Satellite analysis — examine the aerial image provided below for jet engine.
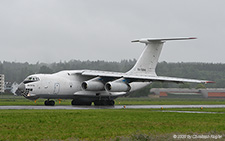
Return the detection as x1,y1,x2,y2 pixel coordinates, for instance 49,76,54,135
81,77,104,91
105,78,131,92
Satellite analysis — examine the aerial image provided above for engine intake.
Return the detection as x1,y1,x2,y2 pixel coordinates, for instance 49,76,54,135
105,81,131,92
81,77,104,91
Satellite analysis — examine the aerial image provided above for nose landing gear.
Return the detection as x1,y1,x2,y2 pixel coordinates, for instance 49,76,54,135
44,100,55,106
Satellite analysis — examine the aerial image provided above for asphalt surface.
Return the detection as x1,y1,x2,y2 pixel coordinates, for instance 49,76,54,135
0,105,225,109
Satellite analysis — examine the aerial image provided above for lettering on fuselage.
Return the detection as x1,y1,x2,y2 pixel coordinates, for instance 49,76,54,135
137,68,146,71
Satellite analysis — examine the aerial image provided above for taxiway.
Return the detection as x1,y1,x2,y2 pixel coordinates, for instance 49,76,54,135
0,105,225,109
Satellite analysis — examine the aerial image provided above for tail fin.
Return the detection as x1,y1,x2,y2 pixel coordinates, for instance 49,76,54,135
127,37,196,76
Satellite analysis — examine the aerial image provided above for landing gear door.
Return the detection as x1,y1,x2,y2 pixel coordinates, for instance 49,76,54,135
53,83,60,94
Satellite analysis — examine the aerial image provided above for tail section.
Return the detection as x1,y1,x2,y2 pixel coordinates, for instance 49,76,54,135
127,37,196,76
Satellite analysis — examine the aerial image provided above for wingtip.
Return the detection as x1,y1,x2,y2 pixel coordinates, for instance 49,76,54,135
189,37,197,39
206,81,215,84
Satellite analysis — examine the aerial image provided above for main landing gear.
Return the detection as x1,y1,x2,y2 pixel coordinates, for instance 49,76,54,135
44,100,55,106
94,100,115,106
71,99,115,106
71,99,92,106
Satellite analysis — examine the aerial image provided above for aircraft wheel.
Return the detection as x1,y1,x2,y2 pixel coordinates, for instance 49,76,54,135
94,100,114,106
81,101,91,106
44,100,48,106
108,100,115,106
105,100,114,106
44,100,55,106
102,100,108,106
94,101,101,106
72,100,92,106
71,99,77,105
49,100,55,106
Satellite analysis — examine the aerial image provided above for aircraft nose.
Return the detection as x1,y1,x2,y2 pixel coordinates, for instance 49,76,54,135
18,83,25,90
15,83,25,96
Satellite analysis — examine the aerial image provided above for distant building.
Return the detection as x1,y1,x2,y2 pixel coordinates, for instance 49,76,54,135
150,88,225,98
0,74,4,93
4,82,12,93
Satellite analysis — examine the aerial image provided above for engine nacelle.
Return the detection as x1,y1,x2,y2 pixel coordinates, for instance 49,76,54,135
81,77,104,91
105,81,131,92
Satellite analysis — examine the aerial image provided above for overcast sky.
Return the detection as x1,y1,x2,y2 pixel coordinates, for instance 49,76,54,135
0,0,225,64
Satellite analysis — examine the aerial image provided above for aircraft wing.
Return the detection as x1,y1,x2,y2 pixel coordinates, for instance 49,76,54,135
76,70,213,84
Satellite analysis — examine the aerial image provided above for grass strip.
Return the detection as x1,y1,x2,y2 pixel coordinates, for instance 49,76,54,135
0,109,225,140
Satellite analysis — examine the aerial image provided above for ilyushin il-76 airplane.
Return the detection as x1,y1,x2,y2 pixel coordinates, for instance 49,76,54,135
15,37,213,106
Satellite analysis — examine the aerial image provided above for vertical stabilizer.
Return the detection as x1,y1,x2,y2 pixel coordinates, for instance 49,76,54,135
127,37,196,76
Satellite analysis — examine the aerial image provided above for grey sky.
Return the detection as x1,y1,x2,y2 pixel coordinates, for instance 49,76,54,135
0,0,225,63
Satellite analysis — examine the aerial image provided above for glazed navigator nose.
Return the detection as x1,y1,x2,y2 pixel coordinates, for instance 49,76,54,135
15,83,25,96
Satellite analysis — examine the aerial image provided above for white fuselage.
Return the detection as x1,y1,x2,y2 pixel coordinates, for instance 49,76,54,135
21,70,150,100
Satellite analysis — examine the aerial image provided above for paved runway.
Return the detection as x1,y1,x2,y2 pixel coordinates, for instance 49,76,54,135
1,105,225,109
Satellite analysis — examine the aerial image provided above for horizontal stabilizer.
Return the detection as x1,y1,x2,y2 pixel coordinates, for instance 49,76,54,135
132,37,196,43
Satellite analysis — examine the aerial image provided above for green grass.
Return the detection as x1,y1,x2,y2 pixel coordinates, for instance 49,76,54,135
1,94,225,106
0,109,225,140
161,108,225,112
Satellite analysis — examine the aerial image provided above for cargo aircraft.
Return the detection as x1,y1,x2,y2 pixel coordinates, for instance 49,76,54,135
15,37,213,106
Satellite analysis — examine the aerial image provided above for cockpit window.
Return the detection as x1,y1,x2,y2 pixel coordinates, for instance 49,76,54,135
23,76,40,84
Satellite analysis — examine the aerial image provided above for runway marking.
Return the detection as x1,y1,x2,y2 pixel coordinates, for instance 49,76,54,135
0,105,225,110
158,110,224,114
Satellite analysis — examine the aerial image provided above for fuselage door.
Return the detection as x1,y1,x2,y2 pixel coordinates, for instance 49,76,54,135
53,83,60,94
